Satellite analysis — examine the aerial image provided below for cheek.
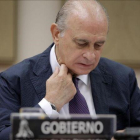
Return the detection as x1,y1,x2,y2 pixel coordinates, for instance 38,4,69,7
64,45,81,61
96,53,101,60
95,50,102,59
66,52,82,65
94,51,102,66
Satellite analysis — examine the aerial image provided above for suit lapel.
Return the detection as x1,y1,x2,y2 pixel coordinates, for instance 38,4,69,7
30,44,53,101
90,63,112,114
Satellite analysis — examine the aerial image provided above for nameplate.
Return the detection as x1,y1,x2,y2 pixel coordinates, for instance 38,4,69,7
11,114,116,140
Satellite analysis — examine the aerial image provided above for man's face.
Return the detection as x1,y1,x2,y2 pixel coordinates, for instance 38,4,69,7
55,14,108,75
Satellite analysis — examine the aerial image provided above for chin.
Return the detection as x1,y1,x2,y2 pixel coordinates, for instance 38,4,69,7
69,65,95,75
72,69,92,75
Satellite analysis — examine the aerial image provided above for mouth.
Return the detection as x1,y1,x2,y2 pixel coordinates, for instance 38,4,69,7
77,63,93,68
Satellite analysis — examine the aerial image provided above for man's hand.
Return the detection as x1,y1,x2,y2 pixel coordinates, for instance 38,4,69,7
45,64,76,112
111,130,125,140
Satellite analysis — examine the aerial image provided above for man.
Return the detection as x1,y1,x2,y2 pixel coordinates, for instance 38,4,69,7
0,0,140,139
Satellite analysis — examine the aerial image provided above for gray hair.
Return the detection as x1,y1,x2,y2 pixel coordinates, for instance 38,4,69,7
55,0,109,36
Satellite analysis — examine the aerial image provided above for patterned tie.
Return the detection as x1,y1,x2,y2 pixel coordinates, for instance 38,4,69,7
69,77,90,114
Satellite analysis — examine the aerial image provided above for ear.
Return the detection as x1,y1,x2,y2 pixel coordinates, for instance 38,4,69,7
50,23,60,46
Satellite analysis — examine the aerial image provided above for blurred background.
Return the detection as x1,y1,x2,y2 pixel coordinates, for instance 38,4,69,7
0,0,140,87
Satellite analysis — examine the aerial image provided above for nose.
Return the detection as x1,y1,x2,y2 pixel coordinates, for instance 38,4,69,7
83,51,95,61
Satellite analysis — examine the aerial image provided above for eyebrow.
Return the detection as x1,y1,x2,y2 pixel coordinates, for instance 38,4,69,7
73,38,106,45
73,38,90,43
95,41,106,44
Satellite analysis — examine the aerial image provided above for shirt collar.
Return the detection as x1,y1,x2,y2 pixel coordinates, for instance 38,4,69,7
50,44,89,85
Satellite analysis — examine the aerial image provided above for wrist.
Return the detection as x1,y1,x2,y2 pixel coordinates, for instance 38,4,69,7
50,102,58,112
44,97,59,112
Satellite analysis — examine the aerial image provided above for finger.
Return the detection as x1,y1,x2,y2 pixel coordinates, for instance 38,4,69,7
51,67,59,78
58,64,68,76
67,73,72,80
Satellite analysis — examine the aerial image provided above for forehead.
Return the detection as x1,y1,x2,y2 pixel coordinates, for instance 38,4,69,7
65,2,108,36
65,13,108,41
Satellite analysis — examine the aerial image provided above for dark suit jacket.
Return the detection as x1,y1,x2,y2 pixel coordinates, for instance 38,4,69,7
0,43,140,140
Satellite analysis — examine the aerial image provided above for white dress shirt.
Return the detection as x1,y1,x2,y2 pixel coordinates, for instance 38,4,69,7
39,44,96,118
